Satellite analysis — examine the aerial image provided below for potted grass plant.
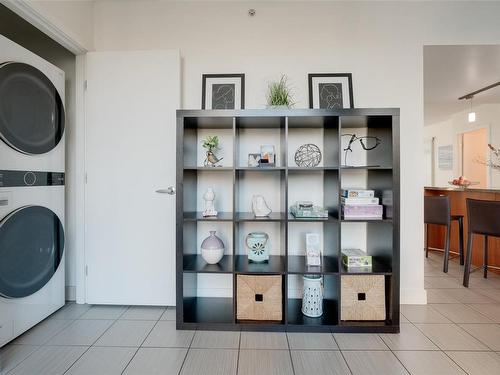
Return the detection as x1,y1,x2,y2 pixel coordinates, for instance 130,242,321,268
266,74,294,109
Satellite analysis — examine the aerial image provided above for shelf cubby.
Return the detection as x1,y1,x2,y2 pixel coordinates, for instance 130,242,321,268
287,274,339,327
177,109,399,332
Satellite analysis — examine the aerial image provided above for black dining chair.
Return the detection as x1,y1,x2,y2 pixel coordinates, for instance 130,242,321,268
463,198,500,287
424,195,464,273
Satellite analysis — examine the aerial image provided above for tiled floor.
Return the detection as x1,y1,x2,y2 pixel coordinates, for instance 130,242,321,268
2,252,500,374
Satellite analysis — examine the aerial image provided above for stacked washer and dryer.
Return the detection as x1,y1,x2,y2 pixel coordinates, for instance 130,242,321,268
0,35,66,347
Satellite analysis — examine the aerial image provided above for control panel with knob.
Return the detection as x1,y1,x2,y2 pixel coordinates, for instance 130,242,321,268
0,170,65,187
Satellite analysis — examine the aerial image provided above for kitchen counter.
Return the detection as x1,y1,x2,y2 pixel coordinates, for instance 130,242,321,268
425,187,500,275
425,186,500,194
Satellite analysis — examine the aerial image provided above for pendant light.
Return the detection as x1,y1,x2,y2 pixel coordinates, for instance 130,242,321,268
459,81,500,123
468,96,476,123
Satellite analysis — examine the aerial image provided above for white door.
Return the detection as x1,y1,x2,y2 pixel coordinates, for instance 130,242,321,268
85,50,179,305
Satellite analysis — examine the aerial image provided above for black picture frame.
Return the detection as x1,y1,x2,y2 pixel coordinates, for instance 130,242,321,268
308,73,354,109
202,74,245,110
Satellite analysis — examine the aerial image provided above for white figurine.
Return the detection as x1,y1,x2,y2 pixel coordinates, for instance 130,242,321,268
203,187,218,217
252,195,272,217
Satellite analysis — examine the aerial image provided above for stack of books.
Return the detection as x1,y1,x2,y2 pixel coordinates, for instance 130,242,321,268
341,189,383,220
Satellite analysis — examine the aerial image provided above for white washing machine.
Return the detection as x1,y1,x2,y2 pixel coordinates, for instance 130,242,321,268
0,35,65,172
0,170,65,347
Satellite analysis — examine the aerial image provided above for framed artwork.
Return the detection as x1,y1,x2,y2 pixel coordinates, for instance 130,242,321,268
308,73,354,109
202,74,245,109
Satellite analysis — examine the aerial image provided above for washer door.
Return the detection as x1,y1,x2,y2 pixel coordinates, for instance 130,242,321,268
0,206,64,298
0,62,65,155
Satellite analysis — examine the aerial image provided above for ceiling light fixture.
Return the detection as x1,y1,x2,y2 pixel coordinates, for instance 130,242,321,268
459,81,500,124
467,96,476,123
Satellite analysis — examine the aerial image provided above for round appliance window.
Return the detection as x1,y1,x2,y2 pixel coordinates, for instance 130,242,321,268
0,205,64,298
0,62,65,155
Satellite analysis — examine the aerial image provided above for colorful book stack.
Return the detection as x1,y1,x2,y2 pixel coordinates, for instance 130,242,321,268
341,189,383,220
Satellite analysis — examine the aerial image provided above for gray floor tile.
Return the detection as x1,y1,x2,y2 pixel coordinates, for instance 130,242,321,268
191,330,240,349
444,288,496,303
0,344,39,375
394,350,465,375
123,348,187,375
380,323,439,350
333,333,388,350
425,265,446,277
466,276,500,289
400,313,410,323
287,332,338,350
475,288,500,302
160,306,176,321
47,319,114,346
459,323,500,351
291,350,350,375
49,303,91,320
342,351,409,375
446,351,500,375
238,349,293,375
120,306,166,321
240,331,289,349
180,348,238,375
142,321,193,348
401,304,451,323
65,346,136,375
13,319,73,345
415,323,489,350
430,303,493,323
94,320,155,347
79,305,128,320
426,289,461,304
467,304,500,323
425,277,462,289
7,346,87,375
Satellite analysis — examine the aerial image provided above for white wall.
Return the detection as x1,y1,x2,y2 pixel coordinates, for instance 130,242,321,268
22,0,500,304
425,103,500,188
89,0,500,304
27,0,94,50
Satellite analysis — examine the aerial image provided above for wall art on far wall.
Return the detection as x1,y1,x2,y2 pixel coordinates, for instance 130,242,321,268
202,73,245,109
308,73,354,109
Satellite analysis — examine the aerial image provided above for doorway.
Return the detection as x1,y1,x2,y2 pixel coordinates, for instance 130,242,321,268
458,128,488,188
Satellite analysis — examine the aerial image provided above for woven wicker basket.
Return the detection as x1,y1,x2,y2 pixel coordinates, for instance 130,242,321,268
341,275,386,321
237,275,282,321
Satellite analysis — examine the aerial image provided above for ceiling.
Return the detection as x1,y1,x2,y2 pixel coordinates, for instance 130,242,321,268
424,45,500,125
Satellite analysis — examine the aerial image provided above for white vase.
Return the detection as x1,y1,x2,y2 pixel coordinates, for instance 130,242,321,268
201,231,224,264
251,195,272,217
302,275,323,317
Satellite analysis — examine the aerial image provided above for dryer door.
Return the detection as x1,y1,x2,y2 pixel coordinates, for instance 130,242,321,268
0,205,64,298
0,62,65,155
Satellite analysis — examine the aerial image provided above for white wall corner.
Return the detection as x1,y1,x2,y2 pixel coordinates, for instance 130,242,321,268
74,54,87,304
401,288,427,305
65,286,76,302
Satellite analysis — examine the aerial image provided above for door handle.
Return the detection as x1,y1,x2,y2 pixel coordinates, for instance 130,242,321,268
156,186,176,195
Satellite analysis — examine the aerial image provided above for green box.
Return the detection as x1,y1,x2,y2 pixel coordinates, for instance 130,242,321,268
342,249,372,268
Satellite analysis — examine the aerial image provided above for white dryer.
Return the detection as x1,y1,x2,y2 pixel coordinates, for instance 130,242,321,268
0,35,65,172
0,170,65,347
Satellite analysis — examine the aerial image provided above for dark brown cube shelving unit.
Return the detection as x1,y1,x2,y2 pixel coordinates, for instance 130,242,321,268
176,108,400,333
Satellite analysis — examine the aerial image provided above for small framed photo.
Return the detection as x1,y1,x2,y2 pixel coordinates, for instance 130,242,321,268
202,74,245,110
259,145,275,167
248,153,260,167
308,73,354,109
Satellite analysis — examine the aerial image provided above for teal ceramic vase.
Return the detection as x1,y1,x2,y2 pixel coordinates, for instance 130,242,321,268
246,232,269,263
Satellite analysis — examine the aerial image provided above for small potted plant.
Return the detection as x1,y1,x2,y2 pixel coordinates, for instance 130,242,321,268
202,135,223,167
266,74,294,109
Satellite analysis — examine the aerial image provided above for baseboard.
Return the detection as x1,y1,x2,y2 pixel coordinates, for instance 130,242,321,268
401,288,427,304
65,286,76,301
